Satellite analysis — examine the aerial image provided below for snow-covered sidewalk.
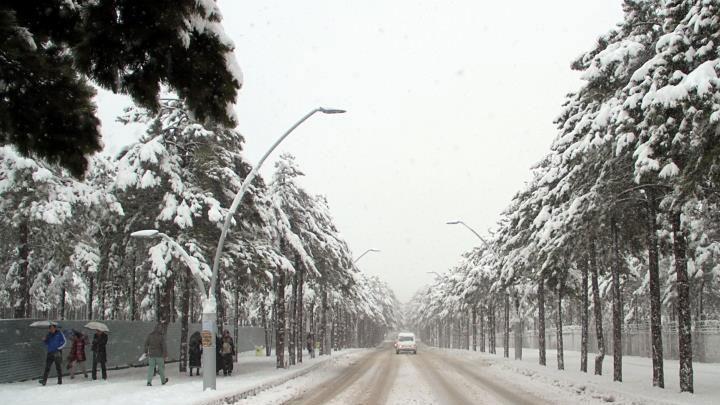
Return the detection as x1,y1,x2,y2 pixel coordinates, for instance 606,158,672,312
0,349,364,405
440,347,720,405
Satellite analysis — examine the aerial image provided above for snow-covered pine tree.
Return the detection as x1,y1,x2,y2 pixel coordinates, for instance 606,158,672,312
1,1,242,176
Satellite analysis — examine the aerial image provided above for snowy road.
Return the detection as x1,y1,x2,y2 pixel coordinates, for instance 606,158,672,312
256,343,550,404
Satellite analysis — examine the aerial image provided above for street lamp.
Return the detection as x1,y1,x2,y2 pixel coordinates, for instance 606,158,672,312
202,106,345,390
353,248,380,264
446,220,492,250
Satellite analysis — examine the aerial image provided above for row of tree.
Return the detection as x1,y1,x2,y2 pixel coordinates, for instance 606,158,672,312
0,98,399,370
408,0,720,394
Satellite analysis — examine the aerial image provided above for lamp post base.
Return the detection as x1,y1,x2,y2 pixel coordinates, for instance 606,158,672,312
202,312,217,390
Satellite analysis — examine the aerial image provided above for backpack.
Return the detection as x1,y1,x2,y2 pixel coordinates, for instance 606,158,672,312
222,342,232,354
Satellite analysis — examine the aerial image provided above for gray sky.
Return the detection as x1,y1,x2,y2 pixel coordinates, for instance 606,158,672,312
98,0,624,302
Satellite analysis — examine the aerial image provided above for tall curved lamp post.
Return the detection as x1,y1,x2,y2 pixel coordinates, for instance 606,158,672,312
133,107,346,391
446,220,492,249
200,107,345,390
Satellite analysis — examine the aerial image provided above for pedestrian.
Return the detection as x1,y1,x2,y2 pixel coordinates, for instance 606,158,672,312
39,324,67,386
306,333,314,357
188,331,202,377
91,329,108,380
215,335,223,375
67,330,88,379
220,330,235,376
144,325,168,386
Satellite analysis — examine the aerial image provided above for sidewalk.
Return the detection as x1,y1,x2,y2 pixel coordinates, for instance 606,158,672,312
0,349,364,405
440,346,720,405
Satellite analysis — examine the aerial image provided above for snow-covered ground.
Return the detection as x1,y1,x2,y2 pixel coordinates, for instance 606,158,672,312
0,349,363,405
233,344,720,405
443,346,720,405
5,345,717,404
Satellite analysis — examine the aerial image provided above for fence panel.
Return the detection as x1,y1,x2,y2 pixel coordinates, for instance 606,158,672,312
516,321,720,363
0,319,265,383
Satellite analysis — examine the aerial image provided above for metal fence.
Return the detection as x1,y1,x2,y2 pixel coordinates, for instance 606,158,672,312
0,319,265,384
518,321,720,363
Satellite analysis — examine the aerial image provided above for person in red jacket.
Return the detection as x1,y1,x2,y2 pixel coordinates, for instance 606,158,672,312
67,330,88,379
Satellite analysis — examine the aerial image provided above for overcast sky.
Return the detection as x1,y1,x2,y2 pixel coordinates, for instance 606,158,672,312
98,0,625,302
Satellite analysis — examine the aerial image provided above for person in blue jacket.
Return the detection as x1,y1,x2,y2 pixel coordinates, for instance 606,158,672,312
39,324,67,385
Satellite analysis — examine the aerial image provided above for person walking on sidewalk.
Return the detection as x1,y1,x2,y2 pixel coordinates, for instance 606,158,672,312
67,330,88,379
39,324,67,386
144,325,168,386
220,330,235,376
91,329,108,380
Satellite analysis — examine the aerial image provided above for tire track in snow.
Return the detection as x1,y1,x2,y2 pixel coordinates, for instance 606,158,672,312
409,349,477,404
359,347,399,404
425,347,551,405
283,346,385,405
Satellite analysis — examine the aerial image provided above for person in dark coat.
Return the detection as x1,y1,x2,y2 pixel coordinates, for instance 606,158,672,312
188,331,202,376
215,335,223,375
219,330,235,376
67,330,88,379
40,324,67,386
91,330,108,380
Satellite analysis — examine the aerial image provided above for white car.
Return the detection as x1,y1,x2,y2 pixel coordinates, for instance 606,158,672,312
395,332,417,354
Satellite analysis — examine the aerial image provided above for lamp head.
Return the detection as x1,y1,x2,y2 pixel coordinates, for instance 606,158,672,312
446,220,461,225
130,230,160,239
319,107,346,114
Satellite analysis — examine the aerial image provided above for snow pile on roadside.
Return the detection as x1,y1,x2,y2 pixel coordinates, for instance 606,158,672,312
440,347,719,405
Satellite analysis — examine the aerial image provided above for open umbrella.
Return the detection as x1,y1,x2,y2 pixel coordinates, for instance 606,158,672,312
84,321,110,332
29,320,59,328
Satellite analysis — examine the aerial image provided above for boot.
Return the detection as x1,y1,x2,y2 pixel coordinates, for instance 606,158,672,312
162,378,169,385
39,380,46,386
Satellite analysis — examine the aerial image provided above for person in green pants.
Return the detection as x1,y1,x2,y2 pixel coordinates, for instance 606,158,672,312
144,325,169,386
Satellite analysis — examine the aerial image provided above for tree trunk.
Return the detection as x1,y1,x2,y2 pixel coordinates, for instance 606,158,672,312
589,239,605,375
538,275,546,366
581,257,589,373
489,303,496,354
645,191,664,388
275,269,286,368
503,293,510,358
297,266,304,363
514,296,522,360
288,270,297,366
479,305,485,352
215,273,225,333
60,287,66,320
88,275,94,320
158,273,175,335
129,261,137,321
261,300,271,356
672,210,693,393
556,279,564,371
320,288,329,355
179,268,190,373
234,278,240,362
14,220,30,318
472,305,477,351
309,302,316,357
612,218,623,382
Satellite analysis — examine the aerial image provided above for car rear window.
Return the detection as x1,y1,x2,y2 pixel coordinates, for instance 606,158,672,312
399,336,414,342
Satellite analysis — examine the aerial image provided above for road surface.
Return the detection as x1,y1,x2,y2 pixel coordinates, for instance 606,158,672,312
283,343,550,405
